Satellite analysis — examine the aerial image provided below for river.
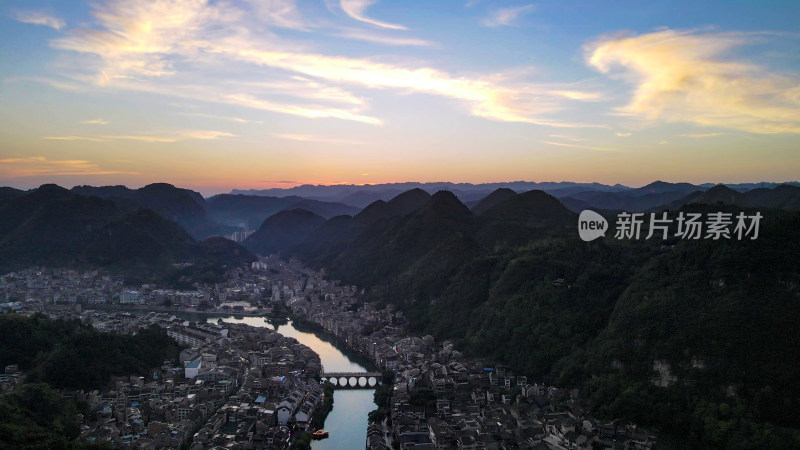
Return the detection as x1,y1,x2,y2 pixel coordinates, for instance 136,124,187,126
205,316,375,450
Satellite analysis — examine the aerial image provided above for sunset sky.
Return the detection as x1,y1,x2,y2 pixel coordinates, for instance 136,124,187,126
1,0,798,195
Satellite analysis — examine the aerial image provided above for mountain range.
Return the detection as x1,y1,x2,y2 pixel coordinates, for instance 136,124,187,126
33,183,358,240
0,185,255,278
238,182,800,448
231,180,800,209
240,182,800,264
206,193,357,231
3,179,800,446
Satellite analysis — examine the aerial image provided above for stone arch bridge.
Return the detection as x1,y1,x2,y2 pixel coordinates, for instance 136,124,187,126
320,372,382,389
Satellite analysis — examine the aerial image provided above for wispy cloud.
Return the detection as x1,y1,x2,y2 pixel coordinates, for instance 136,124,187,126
13,10,65,30
237,77,366,107
258,180,299,184
81,118,109,125
184,113,262,124
335,29,434,47
42,136,108,142
3,76,86,93
540,140,618,152
44,130,234,143
274,133,365,144
548,134,587,142
225,93,382,125
482,5,535,28
110,130,235,142
247,0,309,30
210,44,600,126
616,132,631,137
679,132,723,138
586,29,800,134
0,156,136,177
48,0,600,128
339,0,406,30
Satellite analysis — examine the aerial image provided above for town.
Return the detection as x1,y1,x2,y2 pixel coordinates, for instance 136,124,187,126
0,259,657,449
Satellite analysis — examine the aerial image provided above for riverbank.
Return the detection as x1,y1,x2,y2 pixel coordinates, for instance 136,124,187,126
209,315,376,449
289,314,380,373
285,314,395,448
91,303,271,317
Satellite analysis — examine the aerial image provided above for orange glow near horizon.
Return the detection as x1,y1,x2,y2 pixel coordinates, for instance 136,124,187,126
1,1,799,195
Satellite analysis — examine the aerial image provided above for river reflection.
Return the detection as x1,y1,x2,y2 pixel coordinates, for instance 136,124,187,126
205,316,375,450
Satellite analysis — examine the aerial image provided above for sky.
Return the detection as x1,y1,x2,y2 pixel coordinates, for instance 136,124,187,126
0,0,798,195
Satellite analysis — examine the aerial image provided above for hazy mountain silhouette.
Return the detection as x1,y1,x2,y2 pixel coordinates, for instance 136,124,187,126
322,191,477,288
0,187,25,201
206,194,357,230
274,186,800,448
476,190,576,248
243,209,326,255
231,181,633,205
355,188,431,225
741,184,800,210
71,183,230,239
0,185,254,273
471,188,517,215
665,183,800,211
560,181,705,212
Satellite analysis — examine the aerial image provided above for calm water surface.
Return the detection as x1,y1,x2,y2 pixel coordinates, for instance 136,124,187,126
206,316,374,450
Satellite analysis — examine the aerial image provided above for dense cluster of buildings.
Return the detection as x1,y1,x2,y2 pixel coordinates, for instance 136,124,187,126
0,268,123,307
2,256,657,449
6,306,327,449
0,266,275,313
277,261,658,450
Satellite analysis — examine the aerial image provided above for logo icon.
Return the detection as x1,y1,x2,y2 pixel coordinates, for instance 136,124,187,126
578,210,608,242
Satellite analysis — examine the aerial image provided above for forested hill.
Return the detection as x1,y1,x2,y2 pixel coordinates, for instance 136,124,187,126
0,184,256,278
0,314,181,448
285,187,800,448
0,314,181,390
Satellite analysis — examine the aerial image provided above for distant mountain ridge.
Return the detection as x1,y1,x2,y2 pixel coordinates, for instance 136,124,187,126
471,187,517,215
231,180,800,209
664,183,800,211
243,209,326,255
231,181,631,207
557,180,800,212
206,194,358,230
66,183,358,239
72,183,227,239
3,180,800,447
354,188,431,225
225,182,800,263
253,184,800,448
0,185,255,275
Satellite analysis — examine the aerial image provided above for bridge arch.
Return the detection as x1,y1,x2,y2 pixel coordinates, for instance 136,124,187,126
321,371,383,389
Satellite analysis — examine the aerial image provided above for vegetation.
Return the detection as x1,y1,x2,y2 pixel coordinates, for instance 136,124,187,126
369,371,396,425
0,315,180,447
409,387,436,408
0,314,181,390
0,383,109,449
291,432,312,450
0,185,255,278
243,209,326,255
72,182,234,239
289,187,800,448
311,382,335,429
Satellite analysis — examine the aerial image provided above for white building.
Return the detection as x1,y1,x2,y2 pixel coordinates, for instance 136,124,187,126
185,361,202,379
120,291,143,304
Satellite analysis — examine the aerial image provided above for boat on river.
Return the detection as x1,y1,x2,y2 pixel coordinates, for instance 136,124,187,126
311,430,329,439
